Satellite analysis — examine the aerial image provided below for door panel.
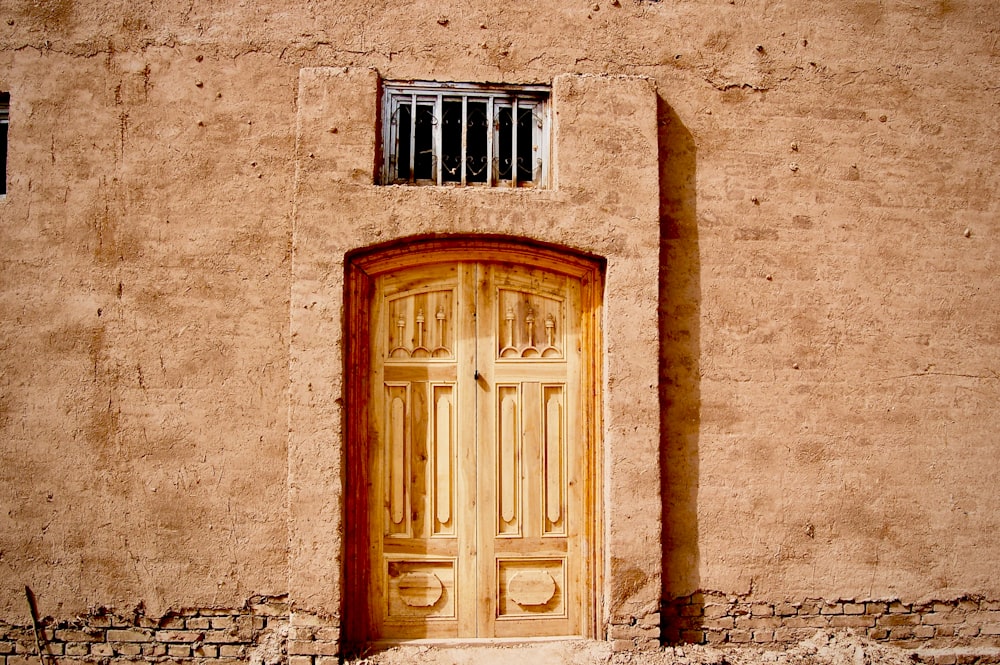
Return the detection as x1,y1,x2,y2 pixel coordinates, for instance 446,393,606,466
369,259,590,640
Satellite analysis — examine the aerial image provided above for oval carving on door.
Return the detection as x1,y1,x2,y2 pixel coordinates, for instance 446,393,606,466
508,571,556,606
398,572,444,608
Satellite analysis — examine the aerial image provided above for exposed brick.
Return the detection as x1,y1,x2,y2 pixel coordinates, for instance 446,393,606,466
729,630,752,643
288,640,338,656
106,629,152,642
912,625,935,639
821,603,845,615
639,612,660,628
90,643,114,657
158,617,186,630
775,603,799,616
751,604,774,617
878,614,920,627
167,645,190,657
117,643,142,656
219,645,245,657
289,656,314,665
54,630,101,642
866,602,889,615
829,615,876,628
736,616,781,629
203,630,243,644
703,604,730,620
923,612,965,625
868,628,890,640
889,627,915,640
313,627,340,641
64,643,89,656
156,630,204,643
611,639,633,652
317,657,342,665
799,601,822,615
889,601,911,614
843,603,866,615
193,645,218,658
186,618,211,630
783,616,830,629
703,618,734,630
635,638,659,651
211,617,234,630
289,626,316,641
932,655,957,665
142,643,167,656
609,625,643,640
935,626,957,637
6,656,35,665
981,624,1000,636
753,629,774,643
0,643,13,655
705,631,727,645
774,627,814,643
680,605,703,617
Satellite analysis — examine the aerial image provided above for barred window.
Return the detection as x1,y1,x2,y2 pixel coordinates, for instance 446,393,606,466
380,81,549,188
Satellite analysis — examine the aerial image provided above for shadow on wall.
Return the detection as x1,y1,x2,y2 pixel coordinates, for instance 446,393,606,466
657,95,703,644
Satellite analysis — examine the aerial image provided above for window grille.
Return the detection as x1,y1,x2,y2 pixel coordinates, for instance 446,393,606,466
380,81,549,188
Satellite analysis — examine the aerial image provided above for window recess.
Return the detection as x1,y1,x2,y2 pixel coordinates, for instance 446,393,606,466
380,81,550,188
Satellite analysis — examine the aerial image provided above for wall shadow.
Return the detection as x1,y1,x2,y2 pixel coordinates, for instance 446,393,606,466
656,96,703,644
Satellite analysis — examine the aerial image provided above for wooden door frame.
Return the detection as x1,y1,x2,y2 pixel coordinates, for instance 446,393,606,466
342,235,605,646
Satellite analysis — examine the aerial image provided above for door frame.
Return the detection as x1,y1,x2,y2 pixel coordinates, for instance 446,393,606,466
342,235,605,646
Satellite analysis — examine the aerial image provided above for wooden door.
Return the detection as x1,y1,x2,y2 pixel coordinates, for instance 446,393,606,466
362,253,597,641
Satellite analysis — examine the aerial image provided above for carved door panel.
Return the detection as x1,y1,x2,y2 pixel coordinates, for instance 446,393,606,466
368,260,589,640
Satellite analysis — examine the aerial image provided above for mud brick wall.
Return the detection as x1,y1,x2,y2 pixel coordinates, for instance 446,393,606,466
0,598,295,665
1,0,999,655
664,594,1000,650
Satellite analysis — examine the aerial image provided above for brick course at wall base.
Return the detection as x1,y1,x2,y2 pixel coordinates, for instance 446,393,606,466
663,593,1000,651
0,596,345,665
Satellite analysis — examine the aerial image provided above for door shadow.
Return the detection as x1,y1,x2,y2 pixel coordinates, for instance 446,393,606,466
656,95,703,644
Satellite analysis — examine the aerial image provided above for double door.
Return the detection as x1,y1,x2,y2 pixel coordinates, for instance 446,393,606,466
367,259,593,639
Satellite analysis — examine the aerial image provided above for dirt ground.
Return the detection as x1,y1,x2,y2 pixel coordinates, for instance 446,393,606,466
346,631,921,665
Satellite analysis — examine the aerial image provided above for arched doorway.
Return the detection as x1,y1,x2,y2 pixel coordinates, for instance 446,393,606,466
343,236,604,644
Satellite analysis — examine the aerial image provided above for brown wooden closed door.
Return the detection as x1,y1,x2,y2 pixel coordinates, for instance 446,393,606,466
368,258,593,640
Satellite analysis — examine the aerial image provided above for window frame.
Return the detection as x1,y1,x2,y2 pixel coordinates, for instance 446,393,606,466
379,81,550,189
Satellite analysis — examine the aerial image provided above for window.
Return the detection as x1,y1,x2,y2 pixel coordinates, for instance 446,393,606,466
380,81,549,188
0,92,7,196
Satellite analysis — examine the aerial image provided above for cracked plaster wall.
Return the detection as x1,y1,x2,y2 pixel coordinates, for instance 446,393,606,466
0,0,998,626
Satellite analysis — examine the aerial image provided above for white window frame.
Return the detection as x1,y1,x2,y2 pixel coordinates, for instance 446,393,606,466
380,81,550,188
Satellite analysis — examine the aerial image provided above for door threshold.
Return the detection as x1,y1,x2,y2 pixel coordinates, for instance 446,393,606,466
372,636,589,649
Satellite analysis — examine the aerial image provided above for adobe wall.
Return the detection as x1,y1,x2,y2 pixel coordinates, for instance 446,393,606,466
0,0,998,657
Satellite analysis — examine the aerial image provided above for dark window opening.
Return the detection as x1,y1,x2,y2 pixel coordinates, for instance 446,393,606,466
381,82,549,188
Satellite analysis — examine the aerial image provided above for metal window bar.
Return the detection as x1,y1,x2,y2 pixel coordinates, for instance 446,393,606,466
382,82,549,188
511,97,518,188
408,93,416,183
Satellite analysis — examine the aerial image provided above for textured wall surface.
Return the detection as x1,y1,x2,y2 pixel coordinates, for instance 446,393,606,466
0,0,998,650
